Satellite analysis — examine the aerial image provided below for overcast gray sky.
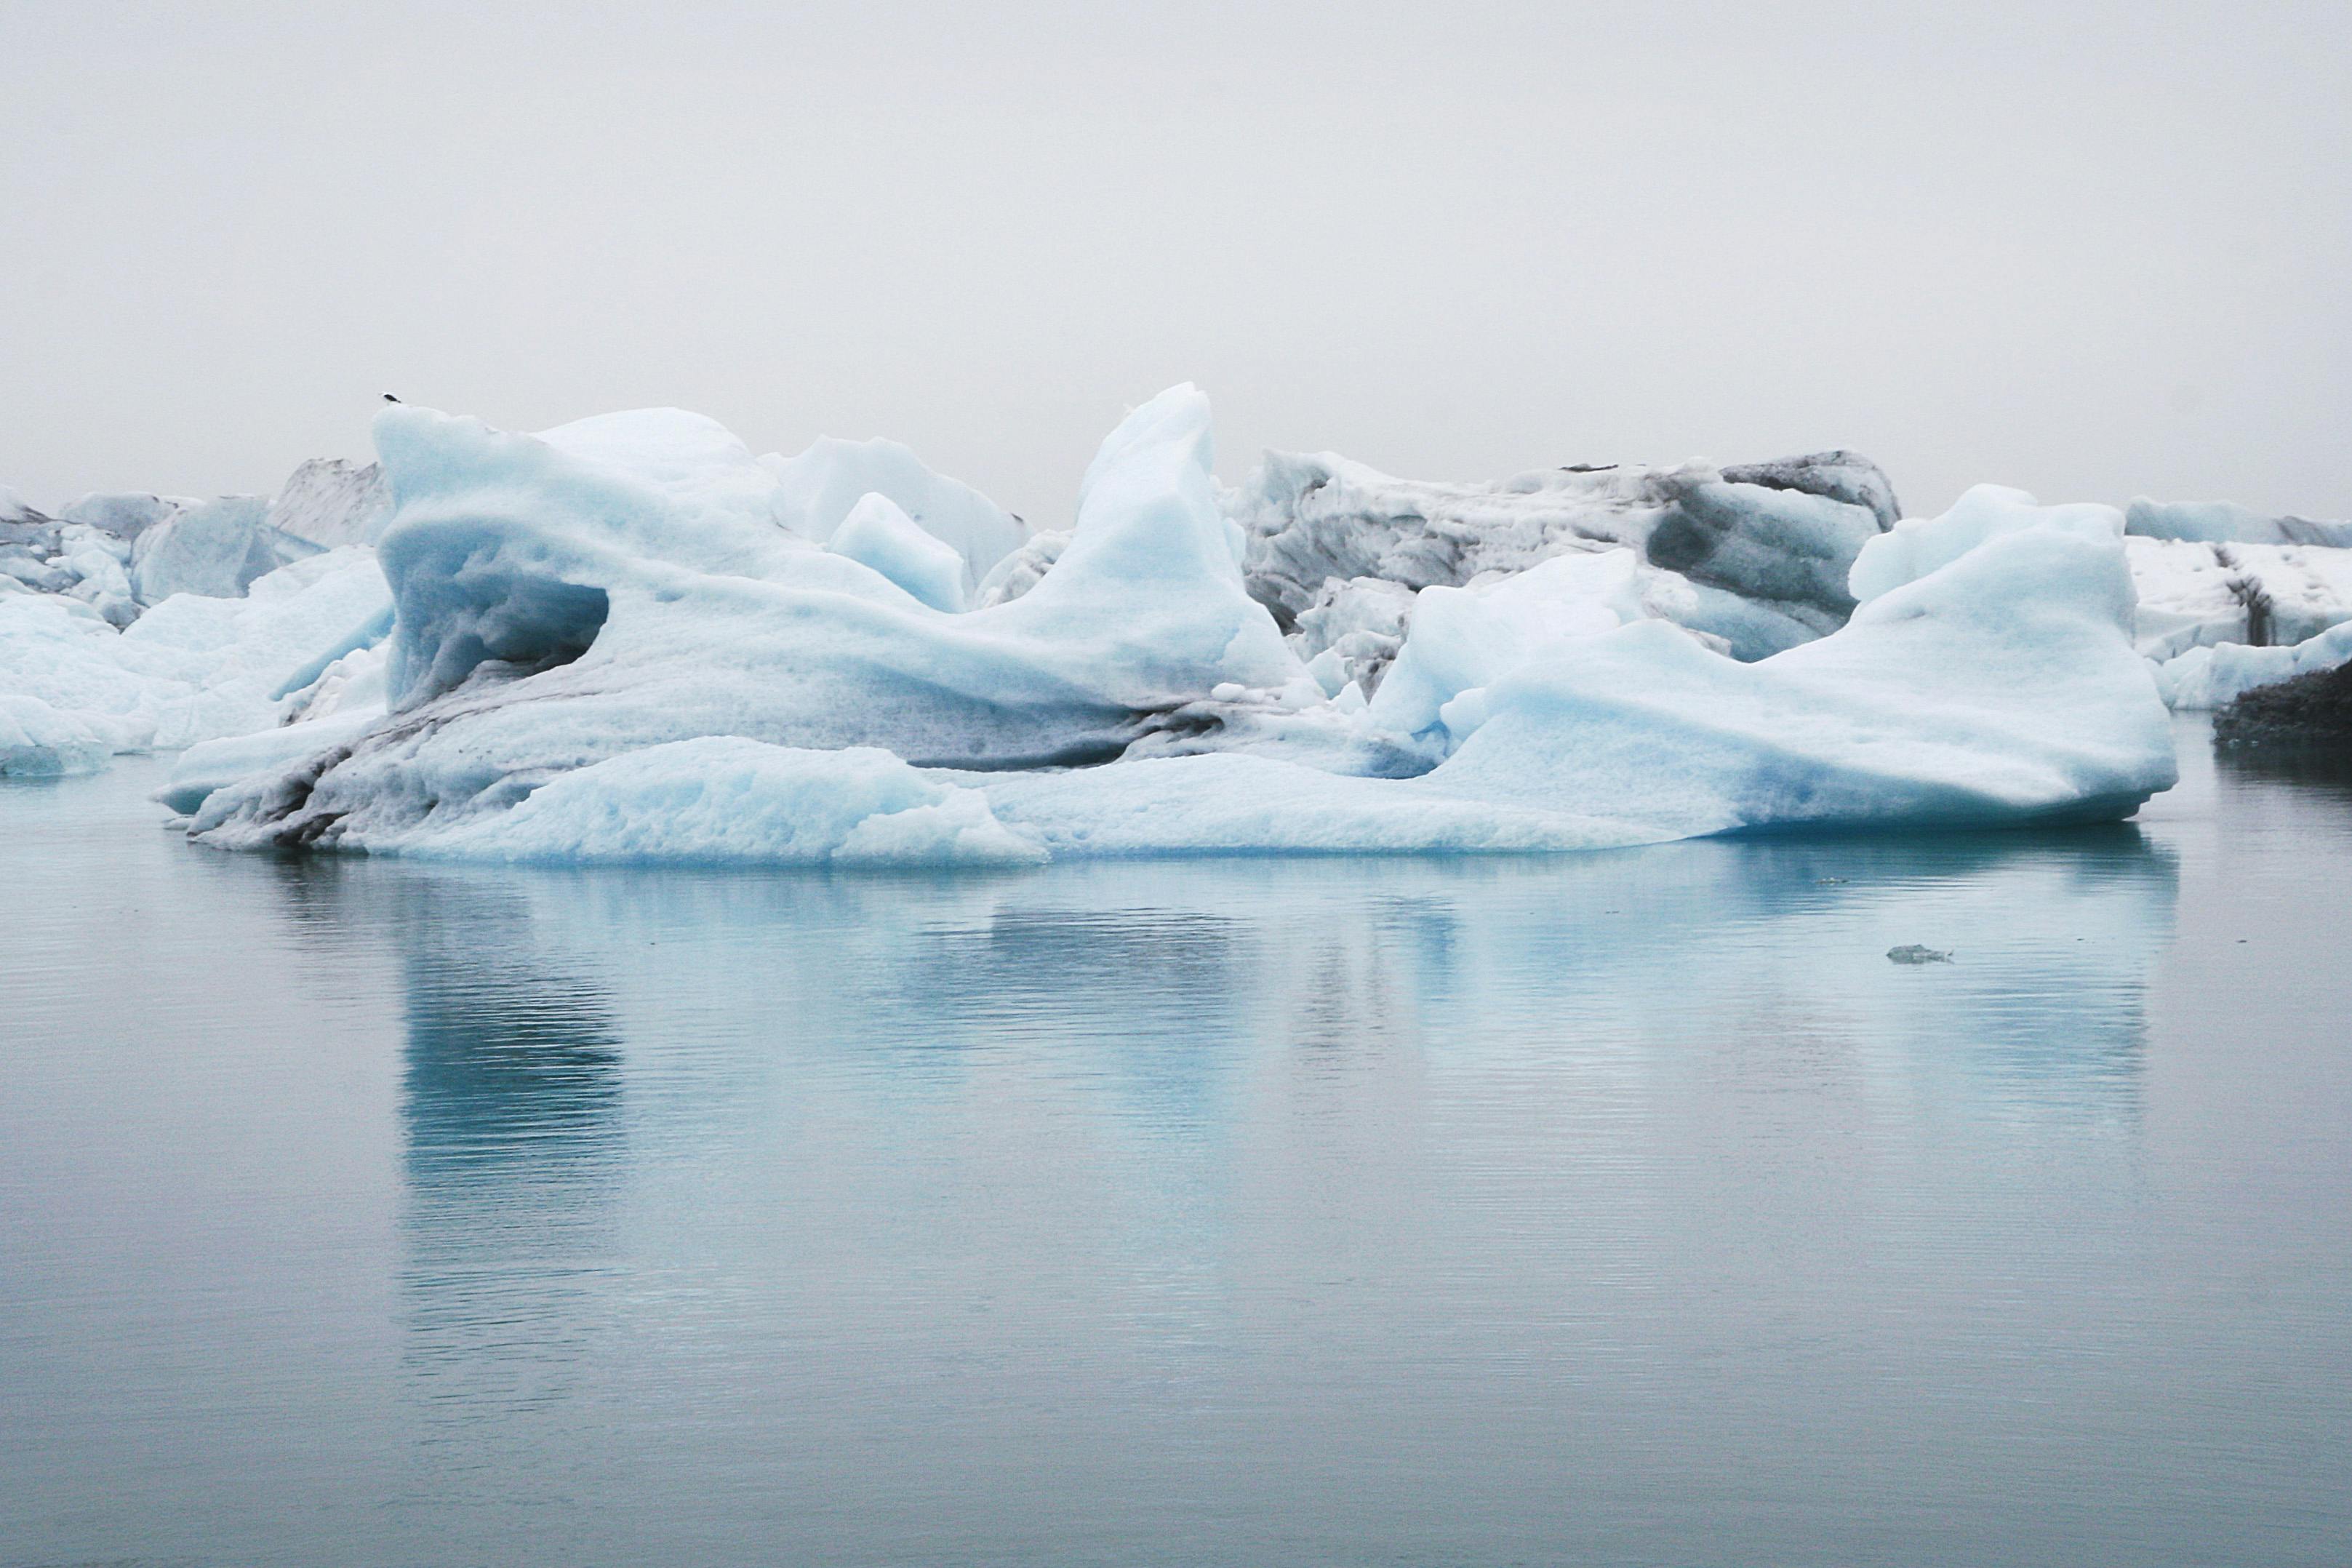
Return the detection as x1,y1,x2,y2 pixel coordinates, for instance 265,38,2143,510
4,0,2347,524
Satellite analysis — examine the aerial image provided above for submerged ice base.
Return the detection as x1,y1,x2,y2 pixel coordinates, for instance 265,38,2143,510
165,387,2177,865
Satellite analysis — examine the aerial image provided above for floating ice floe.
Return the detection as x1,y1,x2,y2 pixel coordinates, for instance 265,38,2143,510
0,548,392,766
0,692,113,777
170,389,2175,863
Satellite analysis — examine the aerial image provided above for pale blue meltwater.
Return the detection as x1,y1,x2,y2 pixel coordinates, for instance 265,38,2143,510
2,718,2348,1566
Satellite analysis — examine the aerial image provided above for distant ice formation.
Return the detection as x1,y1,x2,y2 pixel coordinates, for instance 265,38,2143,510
2127,497,2352,550
2156,622,2352,711
267,458,393,551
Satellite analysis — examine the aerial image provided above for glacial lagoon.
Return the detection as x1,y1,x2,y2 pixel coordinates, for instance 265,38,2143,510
3,717,2348,1566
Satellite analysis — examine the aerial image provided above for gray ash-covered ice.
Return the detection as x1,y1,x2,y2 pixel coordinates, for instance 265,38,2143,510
2214,657,2352,752
2166,621,2352,715
1718,451,1903,531
2119,495,2352,709
268,458,393,550
2129,537,2352,661
1230,447,1897,672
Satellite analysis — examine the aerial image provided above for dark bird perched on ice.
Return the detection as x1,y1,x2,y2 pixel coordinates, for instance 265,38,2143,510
382,393,401,404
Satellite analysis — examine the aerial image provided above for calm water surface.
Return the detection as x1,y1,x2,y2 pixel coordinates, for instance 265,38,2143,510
3,718,2349,1567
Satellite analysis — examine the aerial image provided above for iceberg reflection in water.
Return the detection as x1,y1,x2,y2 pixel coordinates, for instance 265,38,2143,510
4,732,2350,1566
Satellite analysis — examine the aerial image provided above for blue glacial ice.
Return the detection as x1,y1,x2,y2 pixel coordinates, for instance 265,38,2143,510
162,386,2177,865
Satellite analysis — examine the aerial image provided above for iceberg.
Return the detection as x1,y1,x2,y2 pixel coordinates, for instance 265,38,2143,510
61,492,182,541
185,387,1305,851
0,547,393,761
267,457,393,550
2,505,142,628
130,495,321,605
825,492,970,613
2127,497,2352,550
175,391,2173,863
2154,621,2352,711
2214,657,2352,750
2126,535,2352,660
1231,447,1897,665
1409,490,2175,839
763,433,1028,581
1,692,112,777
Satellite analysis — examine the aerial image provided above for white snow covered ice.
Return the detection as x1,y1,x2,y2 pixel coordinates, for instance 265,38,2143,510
0,547,393,770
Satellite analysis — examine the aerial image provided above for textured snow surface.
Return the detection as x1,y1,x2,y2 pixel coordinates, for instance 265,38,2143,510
0,548,393,771
175,401,2172,861
2125,536,2352,660
394,738,1045,866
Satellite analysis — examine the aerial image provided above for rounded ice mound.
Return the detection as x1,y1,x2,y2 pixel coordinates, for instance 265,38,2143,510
1436,491,2172,835
415,738,1045,866
1365,548,1655,743
1,693,112,777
